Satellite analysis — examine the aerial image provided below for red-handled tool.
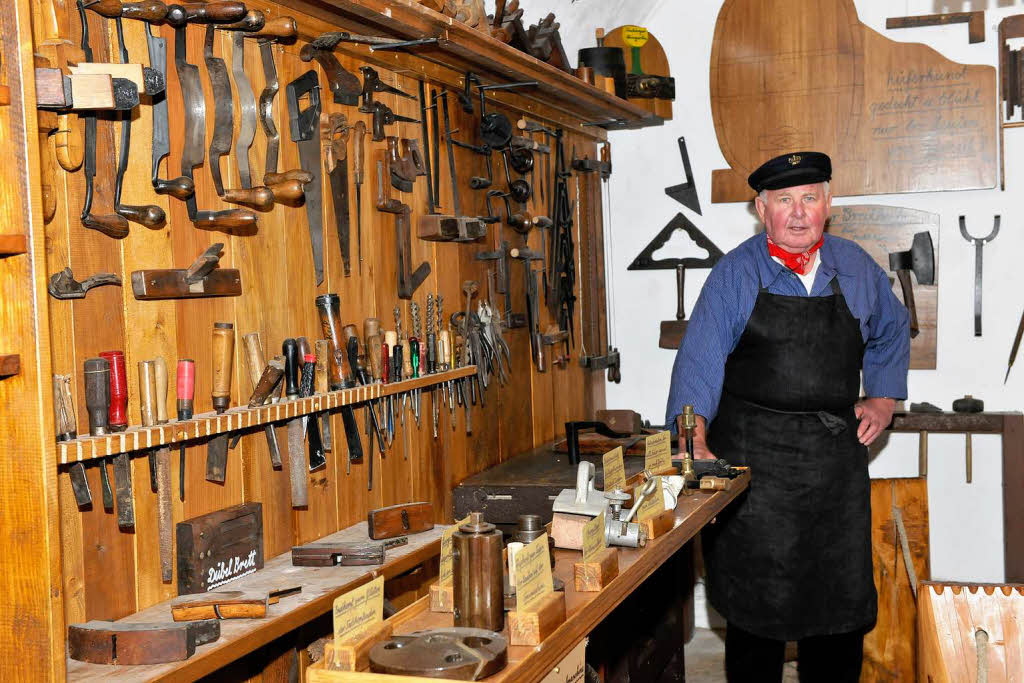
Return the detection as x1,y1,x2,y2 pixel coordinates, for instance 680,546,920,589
176,358,195,501
99,350,128,431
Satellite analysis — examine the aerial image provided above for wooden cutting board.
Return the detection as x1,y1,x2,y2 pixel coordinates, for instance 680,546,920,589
826,204,939,369
603,25,673,120
710,0,997,202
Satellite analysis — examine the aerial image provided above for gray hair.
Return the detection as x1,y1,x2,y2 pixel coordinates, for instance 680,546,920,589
758,181,830,202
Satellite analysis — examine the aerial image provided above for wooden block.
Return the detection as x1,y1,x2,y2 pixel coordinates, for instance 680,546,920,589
130,268,242,299
66,74,115,109
574,547,619,591
0,234,27,255
551,511,589,550
0,354,20,377
640,507,675,540
367,502,434,540
176,503,263,594
326,619,394,671
429,582,453,612
70,62,146,91
34,67,67,108
508,591,566,646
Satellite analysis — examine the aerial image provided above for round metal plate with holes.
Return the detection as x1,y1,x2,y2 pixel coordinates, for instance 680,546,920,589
509,179,532,203
369,628,508,680
480,112,513,149
509,147,534,174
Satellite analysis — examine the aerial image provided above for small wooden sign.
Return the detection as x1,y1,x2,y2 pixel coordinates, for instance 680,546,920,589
515,533,554,613
582,511,606,563
438,516,470,586
176,503,263,595
333,576,384,649
644,431,672,473
637,478,666,522
602,446,626,491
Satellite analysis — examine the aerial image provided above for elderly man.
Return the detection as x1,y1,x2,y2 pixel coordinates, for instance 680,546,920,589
666,152,910,682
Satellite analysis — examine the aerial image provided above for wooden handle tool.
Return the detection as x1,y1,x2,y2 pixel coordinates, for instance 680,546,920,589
211,322,234,414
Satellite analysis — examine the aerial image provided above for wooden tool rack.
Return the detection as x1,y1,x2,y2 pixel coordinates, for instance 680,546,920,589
1,0,661,678
307,473,750,683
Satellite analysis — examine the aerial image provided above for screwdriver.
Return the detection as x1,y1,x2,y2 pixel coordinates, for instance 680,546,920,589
176,359,195,501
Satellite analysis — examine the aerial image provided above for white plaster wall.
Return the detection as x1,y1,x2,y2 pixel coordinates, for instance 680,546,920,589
481,0,1022,586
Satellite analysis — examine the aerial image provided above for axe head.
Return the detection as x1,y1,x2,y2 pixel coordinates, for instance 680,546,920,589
888,231,934,285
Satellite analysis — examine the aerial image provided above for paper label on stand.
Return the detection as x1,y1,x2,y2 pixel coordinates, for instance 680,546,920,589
622,26,649,47
515,532,554,613
582,510,606,563
645,431,672,473
333,576,383,648
602,446,625,491
637,477,665,522
438,516,471,586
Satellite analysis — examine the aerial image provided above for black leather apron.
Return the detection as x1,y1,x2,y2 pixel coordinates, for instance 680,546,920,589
704,276,876,641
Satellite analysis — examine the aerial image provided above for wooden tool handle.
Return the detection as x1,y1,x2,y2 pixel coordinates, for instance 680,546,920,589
895,269,919,338
53,374,77,441
242,332,266,390
85,0,168,20
193,209,257,230
353,121,366,183
314,340,330,394
117,204,166,229
84,359,111,436
38,117,57,224
367,502,434,539
99,350,128,429
223,186,274,210
153,175,195,199
211,322,234,413
55,113,85,171
247,359,284,407
248,16,296,39
176,358,195,419
153,357,168,423
401,338,412,378
218,9,263,31
166,1,246,26
296,337,313,362
919,430,928,477
138,360,158,427
263,169,312,186
82,213,130,239
267,179,304,201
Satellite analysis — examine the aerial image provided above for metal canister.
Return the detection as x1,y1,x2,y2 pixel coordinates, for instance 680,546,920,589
453,512,504,632
515,514,555,567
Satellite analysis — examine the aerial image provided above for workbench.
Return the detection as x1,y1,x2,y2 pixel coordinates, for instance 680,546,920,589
308,472,749,682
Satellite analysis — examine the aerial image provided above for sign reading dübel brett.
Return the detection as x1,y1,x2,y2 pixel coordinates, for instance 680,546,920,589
515,532,554,613
333,576,384,649
439,516,471,586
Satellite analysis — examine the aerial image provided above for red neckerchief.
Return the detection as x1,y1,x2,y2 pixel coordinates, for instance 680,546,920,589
767,235,823,275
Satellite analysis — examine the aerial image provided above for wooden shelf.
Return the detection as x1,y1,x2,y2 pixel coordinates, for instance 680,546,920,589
0,234,27,255
57,366,476,465
65,521,444,682
275,0,661,129
308,472,750,683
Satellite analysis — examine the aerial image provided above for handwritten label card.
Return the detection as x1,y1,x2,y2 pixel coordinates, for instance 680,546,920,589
438,516,471,586
333,576,383,649
582,510,606,563
645,431,672,473
515,533,554,613
636,477,665,522
602,446,625,492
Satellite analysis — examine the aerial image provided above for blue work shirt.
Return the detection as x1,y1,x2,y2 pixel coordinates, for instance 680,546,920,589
665,232,910,427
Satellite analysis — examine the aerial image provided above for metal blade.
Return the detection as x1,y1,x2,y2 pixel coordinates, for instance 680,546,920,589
287,419,308,507
233,32,257,188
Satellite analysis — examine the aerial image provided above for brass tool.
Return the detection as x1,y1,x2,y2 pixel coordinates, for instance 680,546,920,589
677,405,697,495
953,395,984,483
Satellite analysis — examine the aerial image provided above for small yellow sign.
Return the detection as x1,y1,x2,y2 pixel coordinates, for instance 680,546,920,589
645,431,672,473
515,532,554,613
438,516,471,586
602,446,626,492
637,477,666,522
622,25,649,48
333,575,384,649
582,510,606,563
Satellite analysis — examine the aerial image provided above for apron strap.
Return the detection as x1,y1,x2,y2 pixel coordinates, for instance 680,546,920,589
828,276,841,296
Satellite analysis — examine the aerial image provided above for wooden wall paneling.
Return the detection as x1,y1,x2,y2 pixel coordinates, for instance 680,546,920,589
0,0,66,675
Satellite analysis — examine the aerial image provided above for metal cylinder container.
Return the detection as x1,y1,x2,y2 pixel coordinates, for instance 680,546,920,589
453,512,504,632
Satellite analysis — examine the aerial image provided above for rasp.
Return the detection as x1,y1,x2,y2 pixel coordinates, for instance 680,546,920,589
167,3,256,230
145,17,193,199
76,1,130,239
111,16,165,229
323,113,351,276
287,70,325,285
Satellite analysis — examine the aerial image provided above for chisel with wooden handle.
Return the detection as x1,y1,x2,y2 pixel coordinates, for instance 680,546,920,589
242,332,282,468
176,359,194,501
153,357,173,581
283,338,307,507
55,374,93,507
206,323,234,483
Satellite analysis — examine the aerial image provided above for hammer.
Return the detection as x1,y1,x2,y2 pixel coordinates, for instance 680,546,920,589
888,232,934,338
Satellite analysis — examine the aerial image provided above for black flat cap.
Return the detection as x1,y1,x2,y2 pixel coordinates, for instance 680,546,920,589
747,151,831,192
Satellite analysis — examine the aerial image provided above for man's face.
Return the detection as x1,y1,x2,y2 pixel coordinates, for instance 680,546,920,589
754,182,832,254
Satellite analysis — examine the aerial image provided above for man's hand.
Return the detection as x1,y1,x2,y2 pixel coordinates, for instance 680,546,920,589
854,397,895,446
671,414,717,460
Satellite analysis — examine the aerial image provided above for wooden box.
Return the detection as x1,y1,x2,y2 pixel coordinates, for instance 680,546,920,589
176,503,263,595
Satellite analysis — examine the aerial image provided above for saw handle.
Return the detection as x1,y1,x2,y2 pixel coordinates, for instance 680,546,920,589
211,322,234,413
895,269,920,338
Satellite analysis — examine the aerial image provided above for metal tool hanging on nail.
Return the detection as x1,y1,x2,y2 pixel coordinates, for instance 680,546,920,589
286,70,325,285
959,215,999,337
